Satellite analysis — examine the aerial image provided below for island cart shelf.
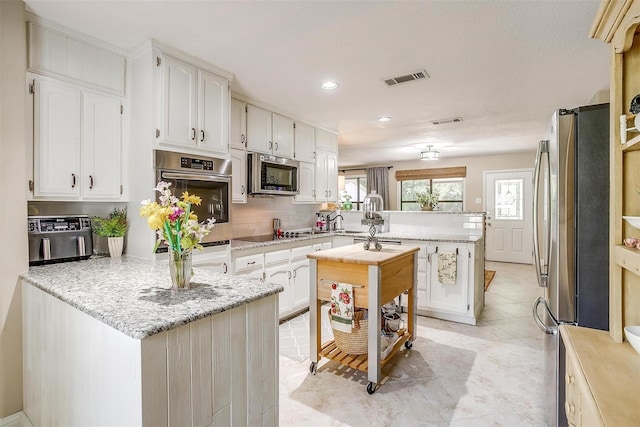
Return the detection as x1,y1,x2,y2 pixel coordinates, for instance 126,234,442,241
307,243,419,394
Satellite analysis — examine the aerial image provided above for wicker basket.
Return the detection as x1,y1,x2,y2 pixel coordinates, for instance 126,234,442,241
330,308,368,355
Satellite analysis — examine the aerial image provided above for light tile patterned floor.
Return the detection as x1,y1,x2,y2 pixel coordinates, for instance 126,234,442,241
279,261,547,426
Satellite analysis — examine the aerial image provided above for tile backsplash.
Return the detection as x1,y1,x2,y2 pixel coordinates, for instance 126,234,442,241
231,198,322,237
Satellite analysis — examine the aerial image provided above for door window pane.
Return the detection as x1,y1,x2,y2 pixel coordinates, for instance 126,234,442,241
495,178,523,220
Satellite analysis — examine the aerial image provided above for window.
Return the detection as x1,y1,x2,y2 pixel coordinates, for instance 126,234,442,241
400,178,464,211
343,176,367,210
494,178,523,220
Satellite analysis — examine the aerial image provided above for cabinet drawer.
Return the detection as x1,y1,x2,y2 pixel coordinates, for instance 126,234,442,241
234,254,264,273
265,249,290,266
565,344,604,427
291,245,313,261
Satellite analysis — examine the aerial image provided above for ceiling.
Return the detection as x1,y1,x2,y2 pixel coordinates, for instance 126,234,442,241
24,1,610,167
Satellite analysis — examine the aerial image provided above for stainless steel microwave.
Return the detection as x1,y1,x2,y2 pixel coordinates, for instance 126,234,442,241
247,152,300,196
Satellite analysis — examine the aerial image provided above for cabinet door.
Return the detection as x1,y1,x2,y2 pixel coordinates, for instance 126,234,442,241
271,113,294,158
33,78,81,198
326,151,338,202
246,104,272,154
197,69,228,155
314,150,328,202
82,92,122,199
265,263,292,318
294,161,315,203
159,55,197,147
192,253,229,274
294,121,315,163
230,148,247,203
291,259,310,312
230,98,246,149
426,244,469,314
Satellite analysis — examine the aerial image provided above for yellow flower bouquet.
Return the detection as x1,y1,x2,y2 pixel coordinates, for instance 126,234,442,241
139,181,215,289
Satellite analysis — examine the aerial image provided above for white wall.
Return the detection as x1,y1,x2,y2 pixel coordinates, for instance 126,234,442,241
386,151,536,211
0,0,28,417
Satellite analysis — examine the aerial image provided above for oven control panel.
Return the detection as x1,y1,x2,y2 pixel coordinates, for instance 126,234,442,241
28,216,92,233
181,156,214,171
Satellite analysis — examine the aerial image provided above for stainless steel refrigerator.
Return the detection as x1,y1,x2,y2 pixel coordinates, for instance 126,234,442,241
532,104,609,427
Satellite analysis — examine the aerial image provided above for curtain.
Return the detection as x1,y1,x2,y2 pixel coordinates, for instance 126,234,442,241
366,167,389,210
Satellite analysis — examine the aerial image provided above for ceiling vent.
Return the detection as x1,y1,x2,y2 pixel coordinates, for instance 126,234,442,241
431,117,463,125
384,69,429,86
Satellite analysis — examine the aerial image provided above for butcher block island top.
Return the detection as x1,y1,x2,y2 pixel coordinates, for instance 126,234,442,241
307,243,420,265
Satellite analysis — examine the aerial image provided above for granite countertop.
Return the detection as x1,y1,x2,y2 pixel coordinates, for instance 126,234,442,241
20,256,282,340
231,231,482,251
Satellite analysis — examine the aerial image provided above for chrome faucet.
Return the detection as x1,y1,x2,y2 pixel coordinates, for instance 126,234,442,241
326,212,344,231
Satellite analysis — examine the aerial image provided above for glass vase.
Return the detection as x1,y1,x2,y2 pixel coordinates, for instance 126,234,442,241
168,249,192,290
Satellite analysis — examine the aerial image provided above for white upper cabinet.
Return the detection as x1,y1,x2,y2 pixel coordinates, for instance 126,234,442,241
82,92,123,199
33,78,82,198
294,161,315,203
27,21,125,95
32,76,123,201
314,128,339,203
158,54,229,156
230,147,247,203
198,69,229,155
246,104,294,158
294,121,315,163
230,98,247,150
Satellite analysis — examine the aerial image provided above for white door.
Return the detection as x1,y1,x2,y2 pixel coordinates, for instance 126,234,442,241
230,148,247,203
197,69,228,155
294,161,315,203
33,78,81,198
294,121,315,163
484,169,534,263
82,92,122,199
271,113,294,158
426,244,469,314
246,104,272,154
160,55,197,147
229,98,246,149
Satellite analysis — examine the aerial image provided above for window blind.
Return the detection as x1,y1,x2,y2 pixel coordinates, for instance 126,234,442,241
394,166,467,181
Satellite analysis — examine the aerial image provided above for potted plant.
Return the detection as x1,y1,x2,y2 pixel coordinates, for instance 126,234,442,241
92,207,128,258
340,191,353,211
415,191,439,211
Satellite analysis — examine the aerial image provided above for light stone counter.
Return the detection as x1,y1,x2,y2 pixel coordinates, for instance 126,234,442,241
20,255,282,339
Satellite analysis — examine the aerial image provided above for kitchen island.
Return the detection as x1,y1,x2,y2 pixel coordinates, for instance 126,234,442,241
20,256,282,427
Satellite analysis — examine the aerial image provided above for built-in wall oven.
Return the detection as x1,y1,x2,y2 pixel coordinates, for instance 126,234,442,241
154,150,232,250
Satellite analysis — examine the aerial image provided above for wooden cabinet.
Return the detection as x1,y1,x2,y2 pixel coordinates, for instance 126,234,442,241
31,76,123,200
158,55,229,156
591,0,640,342
230,98,247,149
230,147,247,203
246,104,294,158
294,121,315,163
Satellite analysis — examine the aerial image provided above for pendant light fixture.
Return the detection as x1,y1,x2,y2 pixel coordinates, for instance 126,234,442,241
420,145,439,160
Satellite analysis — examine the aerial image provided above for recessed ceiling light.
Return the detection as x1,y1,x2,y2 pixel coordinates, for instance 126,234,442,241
378,116,391,122
321,81,338,90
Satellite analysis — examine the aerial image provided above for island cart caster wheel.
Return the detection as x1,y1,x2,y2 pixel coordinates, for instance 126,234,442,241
363,242,370,251
366,382,377,395
375,242,382,251
309,362,317,375
405,340,413,350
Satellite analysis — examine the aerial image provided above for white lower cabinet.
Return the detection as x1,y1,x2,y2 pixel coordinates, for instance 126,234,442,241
402,239,484,325
232,238,332,320
192,246,230,274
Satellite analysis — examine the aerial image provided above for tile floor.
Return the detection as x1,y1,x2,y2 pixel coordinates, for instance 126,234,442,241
279,261,547,426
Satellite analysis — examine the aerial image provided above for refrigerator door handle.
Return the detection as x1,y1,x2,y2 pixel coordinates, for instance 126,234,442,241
533,139,551,288
533,297,558,335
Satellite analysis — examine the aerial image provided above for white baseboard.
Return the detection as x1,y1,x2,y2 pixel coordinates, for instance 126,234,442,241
0,412,31,427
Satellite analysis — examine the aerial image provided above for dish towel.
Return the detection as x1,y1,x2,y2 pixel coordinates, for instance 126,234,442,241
330,282,354,333
438,252,457,285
